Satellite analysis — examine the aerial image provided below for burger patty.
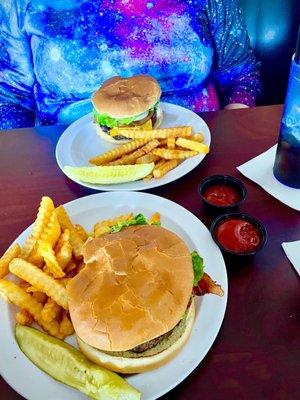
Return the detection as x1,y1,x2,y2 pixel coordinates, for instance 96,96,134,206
131,323,176,353
151,108,157,126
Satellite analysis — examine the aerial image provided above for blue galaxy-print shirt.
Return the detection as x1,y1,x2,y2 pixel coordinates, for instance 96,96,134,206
0,0,260,129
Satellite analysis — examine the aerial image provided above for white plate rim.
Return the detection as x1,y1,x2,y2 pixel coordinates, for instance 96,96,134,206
55,102,211,191
0,192,227,400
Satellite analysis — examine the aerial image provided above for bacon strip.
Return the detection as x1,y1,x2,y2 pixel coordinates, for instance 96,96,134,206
193,273,224,297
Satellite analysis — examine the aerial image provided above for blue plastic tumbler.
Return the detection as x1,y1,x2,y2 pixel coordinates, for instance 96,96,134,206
273,28,300,188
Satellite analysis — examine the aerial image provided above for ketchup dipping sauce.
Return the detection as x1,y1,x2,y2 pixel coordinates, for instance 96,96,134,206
203,184,240,206
198,175,247,212
210,213,267,256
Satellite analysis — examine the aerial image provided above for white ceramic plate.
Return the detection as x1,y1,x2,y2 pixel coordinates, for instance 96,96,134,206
55,102,211,191
0,192,227,400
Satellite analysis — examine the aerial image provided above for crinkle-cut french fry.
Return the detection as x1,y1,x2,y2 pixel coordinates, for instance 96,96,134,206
133,140,159,161
68,229,84,259
19,280,31,290
55,229,70,253
136,153,160,164
28,210,62,266
0,279,61,337
153,159,179,178
107,148,145,166
32,291,48,304
141,139,161,153
148,212,161,225
115,126,192,140
16,309,33,326
0,243,21,278
143,158,166,181
55,206,74,231
39,242,65,278
56,241,72,270
56,206,84,259
143,173,153,181
74,224,88,242
20,197,55,259
64,261,77,274
9,258,68,310
93,213,134,237
41,298,61,322
176,137,209,154
111,119,153,137
167,137,176,149
89,139,148,165
153,148,198,159
59,312,75,338
27,251,44,268
158,139,168,146
43,265,50,275
154,159,167,169
38,210,61,250
107,139,160,166
26,285,40,293
192,133,204,142
26,286,48,304
143,157,166,182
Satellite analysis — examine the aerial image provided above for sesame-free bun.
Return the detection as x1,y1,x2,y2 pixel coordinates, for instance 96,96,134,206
77,299,195,374
92,75,161,118
95,104,163,144
67,225,193,353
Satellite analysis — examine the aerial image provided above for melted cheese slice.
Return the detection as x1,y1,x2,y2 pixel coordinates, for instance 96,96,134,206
110,119,152,136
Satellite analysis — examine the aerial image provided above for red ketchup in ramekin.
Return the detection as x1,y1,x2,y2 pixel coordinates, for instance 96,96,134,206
215,218,261,253
203,184,241,206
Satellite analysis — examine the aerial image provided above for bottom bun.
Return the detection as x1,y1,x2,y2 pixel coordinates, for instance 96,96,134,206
77,298,195,374
95,105,163,145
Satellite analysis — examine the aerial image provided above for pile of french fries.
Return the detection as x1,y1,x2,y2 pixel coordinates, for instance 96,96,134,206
90,126,209,180
0,196,160,340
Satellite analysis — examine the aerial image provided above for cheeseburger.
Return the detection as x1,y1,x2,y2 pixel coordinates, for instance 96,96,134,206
67,224,223,374
92,75,162,143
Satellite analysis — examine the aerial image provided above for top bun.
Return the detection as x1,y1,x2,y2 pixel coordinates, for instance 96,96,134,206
92,75,161,118
67,225,193,352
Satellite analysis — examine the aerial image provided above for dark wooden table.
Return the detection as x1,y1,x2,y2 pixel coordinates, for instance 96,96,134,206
0,105,299,400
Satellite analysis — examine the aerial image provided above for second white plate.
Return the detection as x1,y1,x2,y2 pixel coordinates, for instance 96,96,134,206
55,102,211,191
0,192,226,400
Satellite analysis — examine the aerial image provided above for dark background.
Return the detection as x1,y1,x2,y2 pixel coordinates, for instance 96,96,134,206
239,0,300,105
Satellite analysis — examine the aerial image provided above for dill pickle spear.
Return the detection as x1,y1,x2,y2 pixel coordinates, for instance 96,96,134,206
64,163,154,184
15,325,140,400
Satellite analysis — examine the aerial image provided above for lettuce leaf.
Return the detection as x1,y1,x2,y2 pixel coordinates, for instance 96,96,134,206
191,251,204,286
110,214,148,233
93,109,136,128
134,214,148,225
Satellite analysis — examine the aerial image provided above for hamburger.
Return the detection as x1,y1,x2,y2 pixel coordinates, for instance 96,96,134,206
67,220,223,374
67,224,195,373
92,75,162,143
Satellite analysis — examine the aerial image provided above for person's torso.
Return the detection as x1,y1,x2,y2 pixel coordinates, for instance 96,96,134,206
24,0,218,125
